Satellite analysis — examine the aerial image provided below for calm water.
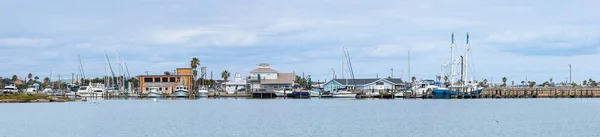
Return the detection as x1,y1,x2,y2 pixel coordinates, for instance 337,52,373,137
1,98,599,137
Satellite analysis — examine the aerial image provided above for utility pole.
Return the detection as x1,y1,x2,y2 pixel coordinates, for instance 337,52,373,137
408,50,410,82
145,71,149,75
569,63,572,83
390,68,394,78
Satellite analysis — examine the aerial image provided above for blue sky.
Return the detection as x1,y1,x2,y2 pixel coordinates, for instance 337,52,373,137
1,0,598,84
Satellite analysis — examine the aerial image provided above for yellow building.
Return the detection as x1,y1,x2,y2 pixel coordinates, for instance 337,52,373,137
139,68,193,94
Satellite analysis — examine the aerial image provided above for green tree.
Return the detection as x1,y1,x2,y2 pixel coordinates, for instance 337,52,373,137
521,81,525,86
12,75,18,81
190,57,200,91
502,77,507,87
528,81,536,87
164,71,171,75
583,80,588,86
221,70,230,82
27,73,33,82
43,77,50,88
411,76,416,83
436,75,441,82
128,78,139,88
34,76,39,83
550,78,553,84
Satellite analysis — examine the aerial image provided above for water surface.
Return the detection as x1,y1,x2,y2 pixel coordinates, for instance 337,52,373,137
1,98,599,137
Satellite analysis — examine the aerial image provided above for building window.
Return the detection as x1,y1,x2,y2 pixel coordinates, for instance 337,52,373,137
144,78,153,82
162,78,168,82
376,82,384,85
146,88,148,91
274,86,279,88
154,78,160,82
170,77,175,82
165,87,169,91
159,87,162,91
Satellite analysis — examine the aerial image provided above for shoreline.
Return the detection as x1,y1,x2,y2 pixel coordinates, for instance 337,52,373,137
0,94,78,103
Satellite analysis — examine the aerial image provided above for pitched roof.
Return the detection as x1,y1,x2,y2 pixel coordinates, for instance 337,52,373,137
332,78,405,85
384,78,404,84
261,73,294,84
333,79,379,85
250,68,278,73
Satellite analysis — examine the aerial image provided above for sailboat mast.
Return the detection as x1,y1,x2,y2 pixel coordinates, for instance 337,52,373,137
105,51,118,88
465,33,469,85
450,33,454,86
342,47,345,83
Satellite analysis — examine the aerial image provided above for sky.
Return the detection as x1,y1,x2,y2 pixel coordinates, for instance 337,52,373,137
0,0,599,84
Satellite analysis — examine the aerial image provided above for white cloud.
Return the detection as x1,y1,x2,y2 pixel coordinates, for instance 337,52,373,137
151,26,258,46
0,38,49,46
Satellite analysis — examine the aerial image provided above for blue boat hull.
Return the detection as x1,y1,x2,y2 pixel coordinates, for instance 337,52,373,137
432,89,483,98
291,92,310,98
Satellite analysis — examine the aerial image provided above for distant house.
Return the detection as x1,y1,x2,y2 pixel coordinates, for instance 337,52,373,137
248,63,295,92
222,73,247,93
323,78,406,92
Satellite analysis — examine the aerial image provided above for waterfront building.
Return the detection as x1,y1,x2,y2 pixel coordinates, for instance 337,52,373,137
138,68,193,94
222,73,247,94
323,78,406,92
248,63,295,92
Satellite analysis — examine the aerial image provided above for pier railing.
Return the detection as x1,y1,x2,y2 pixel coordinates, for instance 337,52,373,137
481,87,600,98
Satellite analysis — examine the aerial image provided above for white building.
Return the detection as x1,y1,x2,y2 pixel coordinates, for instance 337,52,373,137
223,73,247,94
248,63,295,92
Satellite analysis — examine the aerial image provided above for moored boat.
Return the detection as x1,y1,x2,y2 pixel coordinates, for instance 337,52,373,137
197,87,208,97
147,87,162,98
332,90,357,98
173,85,190,97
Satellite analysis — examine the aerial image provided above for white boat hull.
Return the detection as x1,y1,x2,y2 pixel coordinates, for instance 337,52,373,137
394,91,405,97
274,90,291,97
148,92,162,98
332,93,357,98
173,90,190,97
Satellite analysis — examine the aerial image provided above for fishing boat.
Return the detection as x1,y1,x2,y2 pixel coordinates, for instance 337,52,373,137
147,87,162,98
173,85,190,97
197,87,209,97
433,33,484,97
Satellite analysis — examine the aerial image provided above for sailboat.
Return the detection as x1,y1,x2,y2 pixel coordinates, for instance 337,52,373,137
333,47,357,98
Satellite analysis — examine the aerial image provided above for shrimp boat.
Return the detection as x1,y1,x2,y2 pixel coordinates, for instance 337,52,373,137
197,87,208,97
173,85,190,97
147,87,162,98
433,33,483,97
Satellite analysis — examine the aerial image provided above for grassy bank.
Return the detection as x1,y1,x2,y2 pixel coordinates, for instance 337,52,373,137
0,94,74,103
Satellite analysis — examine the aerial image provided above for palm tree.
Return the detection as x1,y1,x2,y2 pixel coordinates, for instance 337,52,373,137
190,57,200,91
27,73,33,83
443,76,448,83
436,75,442,82
164,71,171,75
11,75,18,81
521,81,525,86
221,70,231,82
502,77,507,87
411,76,416,83
34,76,39,82
43,77,50,88
550,78,553,84
583,80,588,86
